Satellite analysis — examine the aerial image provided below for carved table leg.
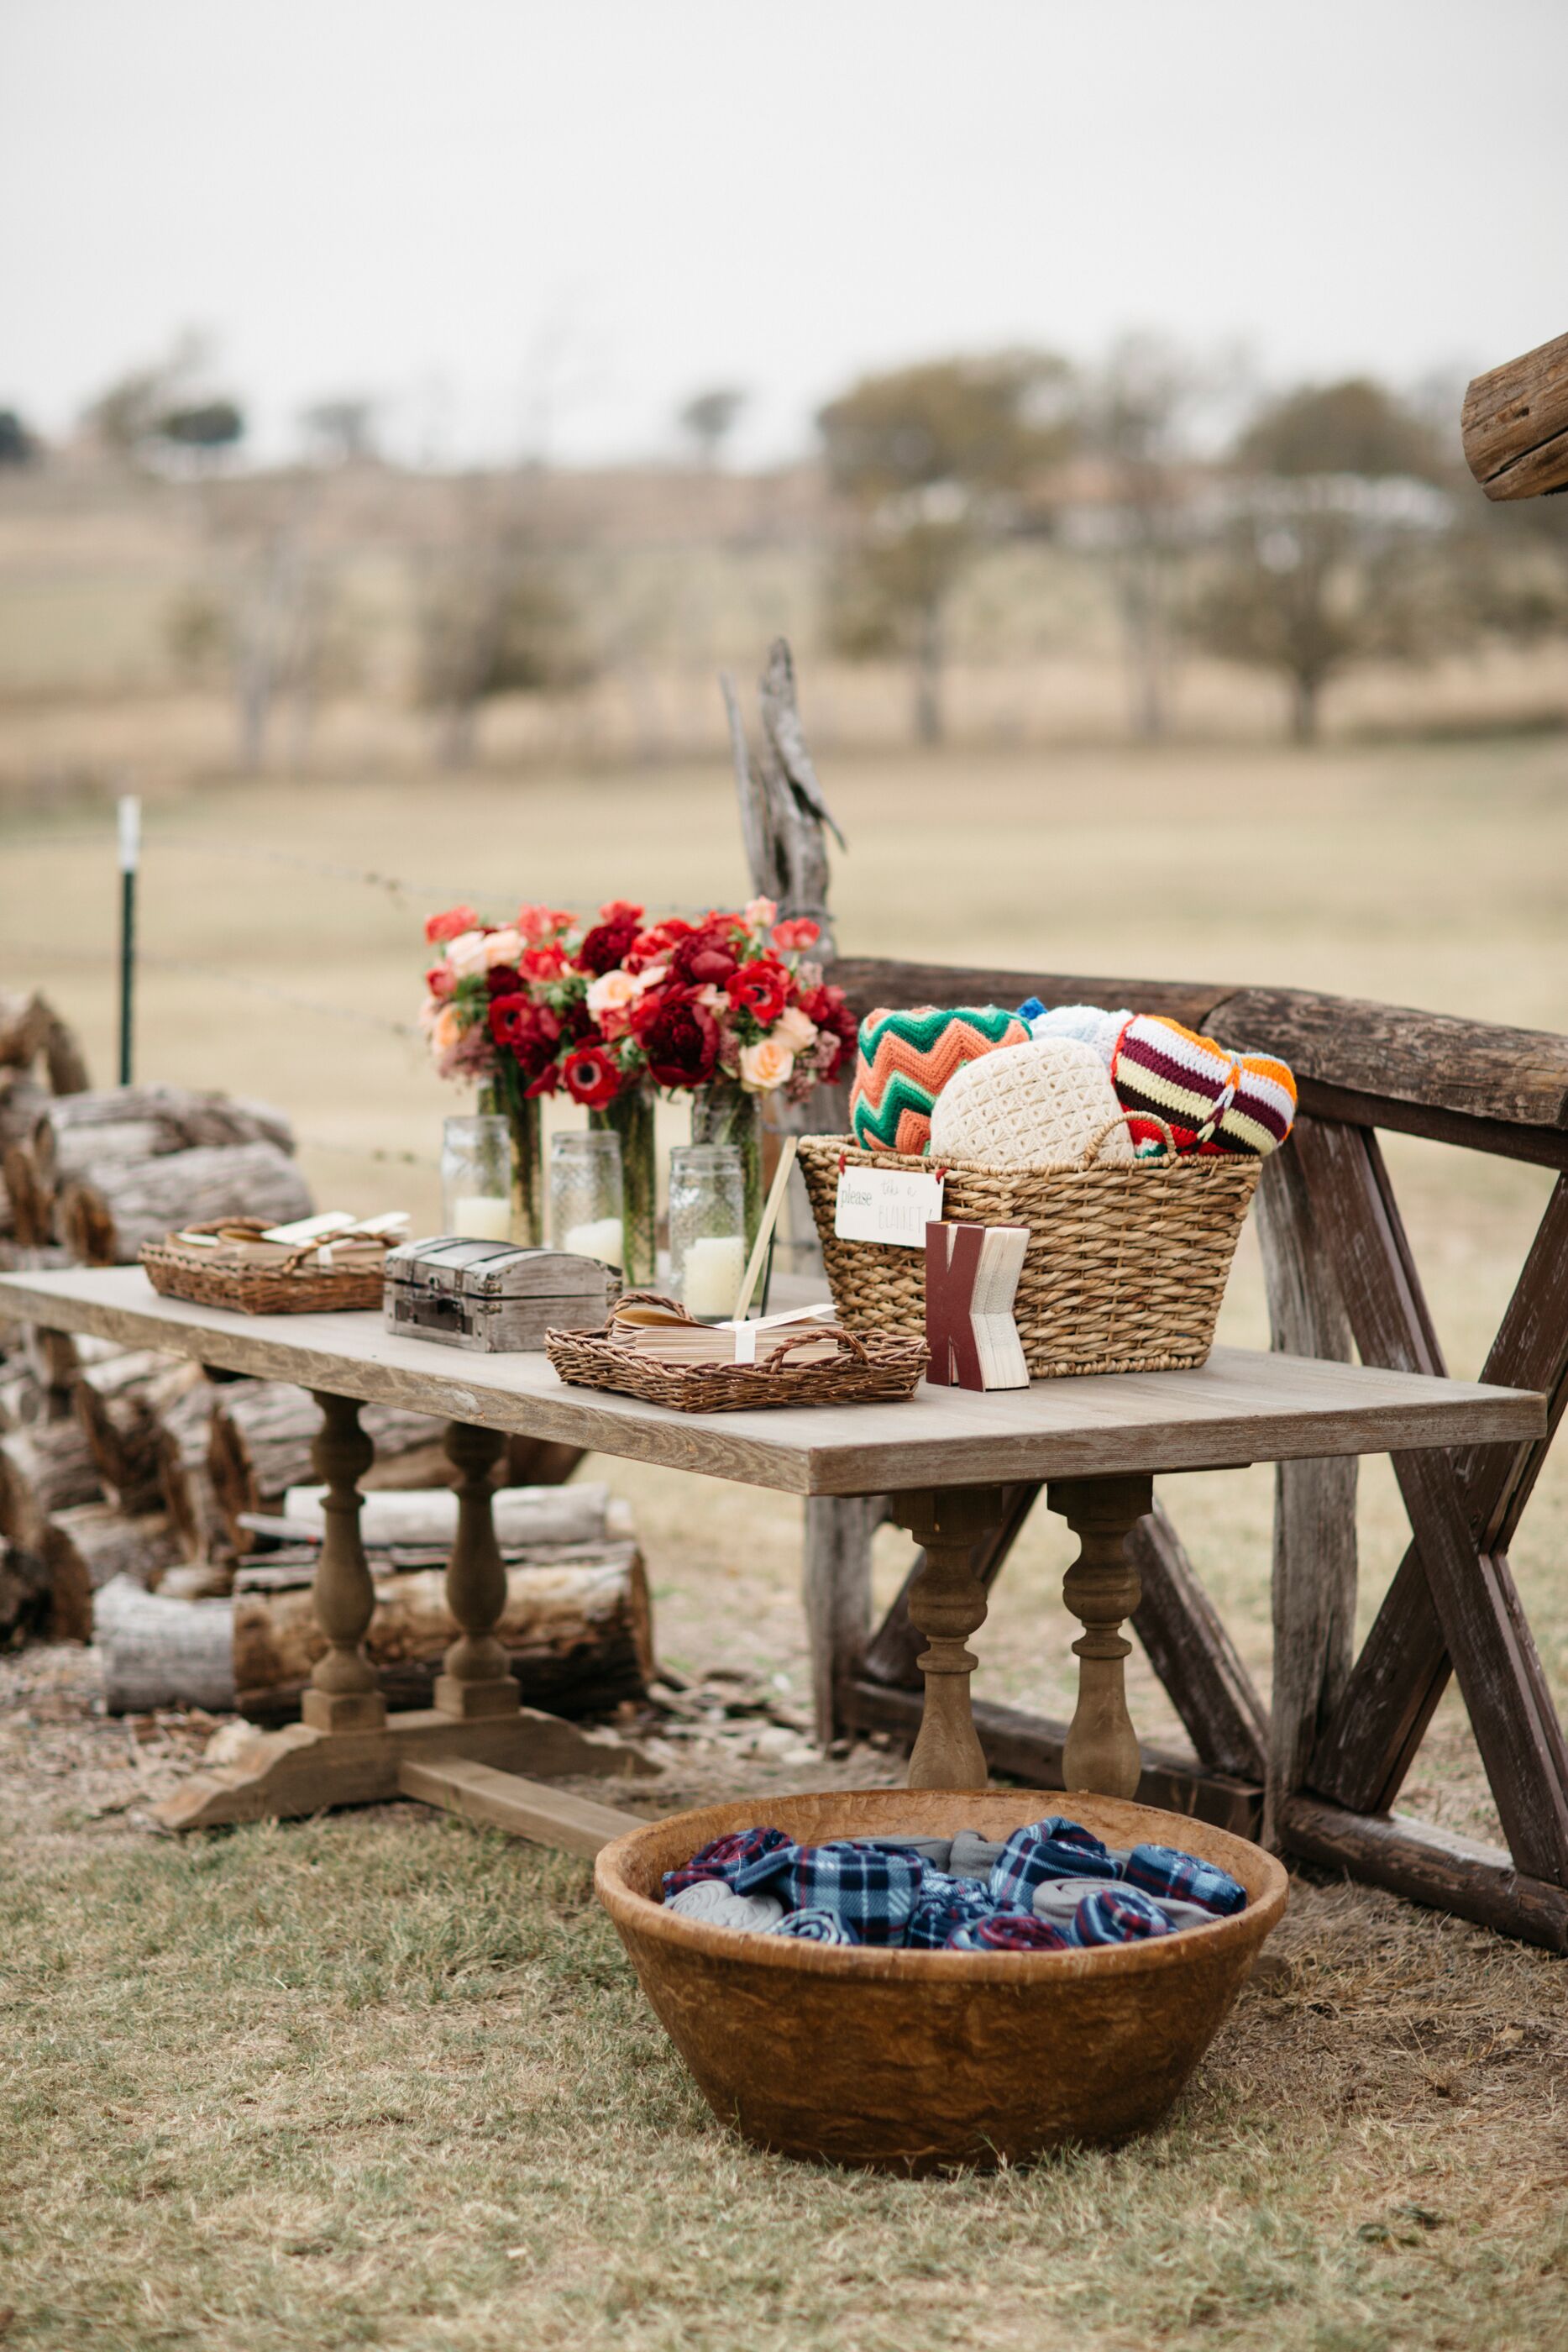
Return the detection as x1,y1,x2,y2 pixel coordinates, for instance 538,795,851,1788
890,1486,1007,1789
1046,1473,1154,1798
301,1391,385,1734
435,1420,522,1719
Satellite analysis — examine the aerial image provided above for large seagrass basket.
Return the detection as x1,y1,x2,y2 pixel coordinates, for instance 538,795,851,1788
798,1120,1261,1379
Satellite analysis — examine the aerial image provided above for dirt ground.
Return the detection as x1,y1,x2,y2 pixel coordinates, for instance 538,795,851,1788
3,732,1567,2349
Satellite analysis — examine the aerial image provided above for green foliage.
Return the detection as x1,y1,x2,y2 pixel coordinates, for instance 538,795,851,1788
678,386,747,464
0,408,39,467
153,398,245,453
1235,376,1447,483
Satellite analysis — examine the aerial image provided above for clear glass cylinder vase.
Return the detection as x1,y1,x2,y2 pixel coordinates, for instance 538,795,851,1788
669,1143,746,1320
590,1089,657,1286
442,1114,512,1240
690,1079,764,1253
549,1130,624,1268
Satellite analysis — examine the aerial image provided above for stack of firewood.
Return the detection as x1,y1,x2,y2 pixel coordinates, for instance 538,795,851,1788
0,993,652,1716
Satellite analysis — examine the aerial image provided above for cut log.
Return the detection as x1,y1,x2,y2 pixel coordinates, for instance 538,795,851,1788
506,1433,585,1488
33,1084,295,1179
155,1379,228,1563
95,1575,237,1714
41,1506,182,1640
73,1351,202,1512
276,1481,611,1551
0,1370,44,1431
2,1143,53,1247
0,1418,102,1551
207,1384,451,1553
0,1071,50,1151
59,1140,312,1265
0,1540,51,1645
42,1011,89,1097
1462,328,1568,502
48,1120,180,1187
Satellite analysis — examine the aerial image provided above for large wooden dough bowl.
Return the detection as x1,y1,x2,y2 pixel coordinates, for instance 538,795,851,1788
596,1787,1288,2171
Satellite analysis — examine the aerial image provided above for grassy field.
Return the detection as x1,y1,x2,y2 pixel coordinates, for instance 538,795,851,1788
3,730,1567,2349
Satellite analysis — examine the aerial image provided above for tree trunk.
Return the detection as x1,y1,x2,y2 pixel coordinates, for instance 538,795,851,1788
913,602,944,746
73,1351,202,1512
1290,670,1323,743
0,1419,102,1551
41,1505,182,1640
60,1141,312,1265
207,1383,454,1553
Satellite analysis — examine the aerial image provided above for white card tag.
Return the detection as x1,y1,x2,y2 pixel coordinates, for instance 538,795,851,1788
834,1164,946,1248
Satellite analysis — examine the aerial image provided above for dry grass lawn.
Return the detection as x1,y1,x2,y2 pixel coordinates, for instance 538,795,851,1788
3,729,1568,2349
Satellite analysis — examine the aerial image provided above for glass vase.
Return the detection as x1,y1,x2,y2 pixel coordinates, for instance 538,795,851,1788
668,1144,746,1320
478,1071,544,1247
590,1089,658,1285
690,1079,764,1252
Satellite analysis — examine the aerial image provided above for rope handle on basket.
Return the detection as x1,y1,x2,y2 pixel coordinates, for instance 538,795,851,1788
763,1326,870,1373
1080,1112,1178,1169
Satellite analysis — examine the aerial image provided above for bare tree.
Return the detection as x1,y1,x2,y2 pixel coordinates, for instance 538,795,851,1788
678,387,747,467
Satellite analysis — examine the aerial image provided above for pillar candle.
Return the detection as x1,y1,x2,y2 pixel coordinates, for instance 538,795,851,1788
451,1194,511,1241
563,1216,624,1267
682,1232,746,1318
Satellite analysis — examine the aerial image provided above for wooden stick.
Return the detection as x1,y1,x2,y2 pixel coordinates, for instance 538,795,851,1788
732,1134,796,1322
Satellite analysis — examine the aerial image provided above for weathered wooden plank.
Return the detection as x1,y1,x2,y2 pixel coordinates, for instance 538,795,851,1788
0,1269,1541,1499
827,957,1225,1031
1126,1499,1269,1782
1310,1175,1568,1814
1293,1079,1568,1171
802,1493,883,1742
1292,1121,1568,1878
1206,989,1568,1132
396,1757,643,1856
1462,327,1568,502
1255,1138,1358,1835
841,1678,1261,1839
1279,1795,1568,1956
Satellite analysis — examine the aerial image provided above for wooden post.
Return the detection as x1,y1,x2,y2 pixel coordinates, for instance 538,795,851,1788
1047,1474,1153,1799
300,1392,384,1734
434,1420,521,1719
890,1486,1005,1789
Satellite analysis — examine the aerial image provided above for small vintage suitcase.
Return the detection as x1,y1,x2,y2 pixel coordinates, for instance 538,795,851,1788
383,1238,619,1352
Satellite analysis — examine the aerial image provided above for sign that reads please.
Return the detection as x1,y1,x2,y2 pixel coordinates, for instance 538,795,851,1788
834,1164,946,1248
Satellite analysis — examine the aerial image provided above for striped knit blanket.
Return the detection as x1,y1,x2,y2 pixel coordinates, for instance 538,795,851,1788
850,1004,1030,1155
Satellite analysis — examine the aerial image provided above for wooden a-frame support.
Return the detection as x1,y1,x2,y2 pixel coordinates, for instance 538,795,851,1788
808,1117,1568,1952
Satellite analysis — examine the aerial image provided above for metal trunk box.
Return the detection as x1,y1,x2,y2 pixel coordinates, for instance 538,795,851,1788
383,1237,617,1352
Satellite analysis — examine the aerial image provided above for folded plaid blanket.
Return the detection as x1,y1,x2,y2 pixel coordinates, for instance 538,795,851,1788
664,1882,784,1931
769,1908,859,1945
662,1825,792,1900
947,1830,1006,1880
988,1819,1119,1908
903,1872,997,1950
1122,1842,1246,1916
1070,1887,1172,1945
774,1842,927,1943
947,1914,1071,1952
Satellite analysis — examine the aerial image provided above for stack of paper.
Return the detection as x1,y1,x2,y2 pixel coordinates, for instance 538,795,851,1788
611,1299,839,1367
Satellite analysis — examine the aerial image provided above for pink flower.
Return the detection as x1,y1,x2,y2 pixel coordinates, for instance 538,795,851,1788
771,917,821,953
425,903,480,944
738,1036,794,1094
443,929,490,979
743,896,779,931
517,903,575,947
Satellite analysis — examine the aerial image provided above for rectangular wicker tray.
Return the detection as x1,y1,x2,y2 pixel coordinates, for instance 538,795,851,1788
545,1318,927,1413
141,1220,389,1315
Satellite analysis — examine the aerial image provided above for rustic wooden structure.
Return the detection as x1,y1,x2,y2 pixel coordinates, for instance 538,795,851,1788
596,1786,1290,2171
1462,326,1568,501
0,1265,1537,1868
805,953,1568,1951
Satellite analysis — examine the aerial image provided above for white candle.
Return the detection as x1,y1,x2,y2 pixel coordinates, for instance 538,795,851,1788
451,1194,511,1241
563,1215,624,1267
682,1232,746,1318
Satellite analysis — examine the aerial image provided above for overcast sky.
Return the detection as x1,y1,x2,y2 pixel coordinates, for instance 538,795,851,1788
3,0,1564,466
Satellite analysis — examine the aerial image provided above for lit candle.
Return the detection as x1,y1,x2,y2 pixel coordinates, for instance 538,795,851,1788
451,1194,511,1241
682,1232,746,1318
563,1215,624,1267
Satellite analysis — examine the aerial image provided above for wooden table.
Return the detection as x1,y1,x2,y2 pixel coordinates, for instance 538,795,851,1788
0,1265,1544,1852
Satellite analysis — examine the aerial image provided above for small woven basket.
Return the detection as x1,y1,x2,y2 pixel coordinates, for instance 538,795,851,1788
799,1120,1261,1379
547,1295,927,1414
140,1220,389,1315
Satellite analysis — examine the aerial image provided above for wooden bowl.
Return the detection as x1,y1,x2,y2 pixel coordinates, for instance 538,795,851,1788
595,1787,1287,2172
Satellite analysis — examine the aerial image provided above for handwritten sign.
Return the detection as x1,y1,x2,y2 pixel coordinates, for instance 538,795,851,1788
834,1164,946,1248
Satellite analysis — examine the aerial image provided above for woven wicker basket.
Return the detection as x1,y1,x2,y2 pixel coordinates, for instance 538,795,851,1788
799,1121,1260,1379
547,1302,926,1413
141,1220,389,1315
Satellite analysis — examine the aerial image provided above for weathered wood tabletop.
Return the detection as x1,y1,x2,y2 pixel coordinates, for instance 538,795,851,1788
0,1264,1544,1845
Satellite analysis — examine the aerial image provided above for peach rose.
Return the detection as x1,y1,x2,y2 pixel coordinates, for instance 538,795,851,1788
431,1002,465,1055
586,969,640,1022
773,1005,818,1053
483,927,522,968
738,1036,794,1093
443,929,490,979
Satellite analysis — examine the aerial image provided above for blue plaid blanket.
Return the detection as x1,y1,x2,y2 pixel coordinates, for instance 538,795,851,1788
988,1819,1119,1908
662,1825,792,1900
1070,1887,1172,1945
903,1872,997,1950
947,1914,1071,1952
1122,1842,1246,1916
736,1840,926,1943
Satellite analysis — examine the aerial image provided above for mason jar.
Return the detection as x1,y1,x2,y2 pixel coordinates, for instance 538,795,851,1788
550,1130,625,1267
441,1114,512,1240
668,1142,746,1320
